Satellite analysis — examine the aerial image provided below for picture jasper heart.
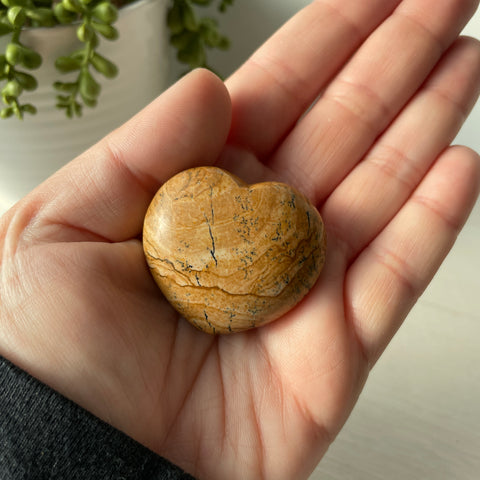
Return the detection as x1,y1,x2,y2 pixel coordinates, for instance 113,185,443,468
143,167,326,334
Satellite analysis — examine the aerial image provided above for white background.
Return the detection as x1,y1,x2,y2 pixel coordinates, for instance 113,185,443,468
207,1,480,479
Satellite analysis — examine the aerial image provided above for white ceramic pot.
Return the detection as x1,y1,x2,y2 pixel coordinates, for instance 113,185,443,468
0,0,170,211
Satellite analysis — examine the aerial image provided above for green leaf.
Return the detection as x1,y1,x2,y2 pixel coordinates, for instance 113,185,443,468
5,42,22,66
177,36,206,68
167,2,183,34
14,70,37,90
216,36,229,50
199,16,217,29
170,30,195,50
55,55,82,73
25,7,56,26
92,1,117,24
56,94,72,104
1,0,28,8
81,95,96,108
7,5,26,27
62,0,83,14
90,31,100,48
0,106,15,119
65,104,73,118
181,1,197,31
77,22,95,42
0,19,14,35
2,79,21,97
199,19,221,47
57,98,82,118
218,0,234,12
13,104,22,119
20,103,36,115
53,3,77,24
90,52,117,78
91,21,118,40
22,46,42,69
2,91,15,105
70,49,86,62
53,81,77,93
198,17,229,49
79,68,100,101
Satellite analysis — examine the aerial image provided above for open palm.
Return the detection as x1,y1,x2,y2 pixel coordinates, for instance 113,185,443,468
1,1,480,479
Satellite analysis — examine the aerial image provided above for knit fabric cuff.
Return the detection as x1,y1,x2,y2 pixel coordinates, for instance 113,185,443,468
0,356,195,480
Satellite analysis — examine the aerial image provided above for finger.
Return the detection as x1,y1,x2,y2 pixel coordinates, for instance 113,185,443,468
269,0,479,204
345,146,480,366
225,0,402,157
23,69,231,242
322,36,480,263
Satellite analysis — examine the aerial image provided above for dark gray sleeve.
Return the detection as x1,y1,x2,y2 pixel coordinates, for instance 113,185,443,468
0,356,195,480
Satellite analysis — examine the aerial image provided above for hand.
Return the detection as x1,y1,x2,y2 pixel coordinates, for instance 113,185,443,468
1,0,480,479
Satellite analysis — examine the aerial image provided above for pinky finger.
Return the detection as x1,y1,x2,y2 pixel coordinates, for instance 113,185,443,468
345,145,480,366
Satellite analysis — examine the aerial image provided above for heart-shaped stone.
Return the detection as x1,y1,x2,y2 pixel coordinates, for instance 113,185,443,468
143,167,326,334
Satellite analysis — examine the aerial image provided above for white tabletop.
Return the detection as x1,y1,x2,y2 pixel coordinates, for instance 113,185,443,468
1,2,479,478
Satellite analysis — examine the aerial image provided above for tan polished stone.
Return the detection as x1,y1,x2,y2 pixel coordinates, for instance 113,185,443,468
143,167,326,334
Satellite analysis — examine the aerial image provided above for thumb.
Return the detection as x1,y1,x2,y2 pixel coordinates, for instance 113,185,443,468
22,69,232,242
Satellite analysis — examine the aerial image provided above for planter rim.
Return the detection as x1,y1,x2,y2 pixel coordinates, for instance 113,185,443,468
114,0,167,16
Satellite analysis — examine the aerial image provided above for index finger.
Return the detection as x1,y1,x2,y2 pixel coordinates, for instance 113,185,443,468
225,0,401,158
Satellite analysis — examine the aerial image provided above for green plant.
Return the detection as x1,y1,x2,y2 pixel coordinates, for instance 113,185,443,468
0,0,233,119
